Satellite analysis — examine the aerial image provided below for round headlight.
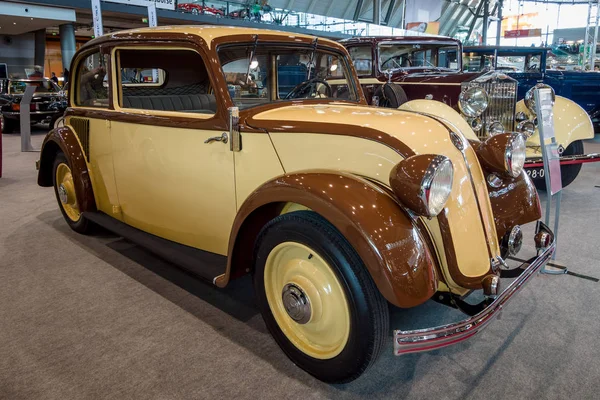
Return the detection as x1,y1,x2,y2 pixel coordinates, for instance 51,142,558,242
422,156,454,216
389,154,454,217
488,121,505,136
505,134,526,177
459,86,489,117
525,83,555,115
517,120,536,138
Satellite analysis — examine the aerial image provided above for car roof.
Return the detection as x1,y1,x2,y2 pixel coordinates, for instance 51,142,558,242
463,46,550,54
84,25,340,50
341,36,461,46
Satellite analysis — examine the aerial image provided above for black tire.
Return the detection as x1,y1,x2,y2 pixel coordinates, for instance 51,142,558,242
253,211,389,383
49,115,60,130
532,140,584,190
52,152,93,234
374,83,408,108
2,116,17,133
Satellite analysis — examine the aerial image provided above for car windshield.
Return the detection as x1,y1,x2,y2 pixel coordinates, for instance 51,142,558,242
463,52,542,72
218,43,358,109
378,42,460,71
9,79,60,94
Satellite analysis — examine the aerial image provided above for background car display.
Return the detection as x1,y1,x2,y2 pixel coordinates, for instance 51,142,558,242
177,2,225,16
37,26,555,383
341,37,596,189
0,78,66,133
463,46,600,132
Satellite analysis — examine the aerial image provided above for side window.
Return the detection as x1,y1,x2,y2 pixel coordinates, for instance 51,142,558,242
116,48,215,116
75,51,109,107
348,46,373,76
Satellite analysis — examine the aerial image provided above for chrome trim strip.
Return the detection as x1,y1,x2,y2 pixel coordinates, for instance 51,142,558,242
393,221,555,355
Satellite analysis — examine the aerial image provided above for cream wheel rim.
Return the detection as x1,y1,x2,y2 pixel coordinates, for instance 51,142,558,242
264,242,350,359
55,163,81,222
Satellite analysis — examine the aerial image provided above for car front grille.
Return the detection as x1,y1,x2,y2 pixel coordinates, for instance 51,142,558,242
462,72,518,140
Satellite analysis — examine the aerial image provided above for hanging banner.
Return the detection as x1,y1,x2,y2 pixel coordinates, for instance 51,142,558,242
148,3,157,26
406,21,440,35
504,29,542,38
91,0,104,38
103,0,175,11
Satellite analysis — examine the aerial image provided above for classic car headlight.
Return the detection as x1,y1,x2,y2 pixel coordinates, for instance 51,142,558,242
516,120,536,138
525,83,555,115
476,133,526,178
389,154,454,217
459,86,489,118
488,121,505,136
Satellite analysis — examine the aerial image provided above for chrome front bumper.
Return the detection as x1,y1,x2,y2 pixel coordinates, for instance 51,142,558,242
394,221,555,356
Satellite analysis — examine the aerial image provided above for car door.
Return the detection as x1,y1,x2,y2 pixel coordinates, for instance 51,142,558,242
109,45,236,256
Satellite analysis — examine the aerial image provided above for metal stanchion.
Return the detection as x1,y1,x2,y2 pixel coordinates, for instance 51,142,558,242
534,88,567,275
20,85,36,152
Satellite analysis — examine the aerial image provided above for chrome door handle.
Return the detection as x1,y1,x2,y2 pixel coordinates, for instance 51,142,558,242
204,132,228,144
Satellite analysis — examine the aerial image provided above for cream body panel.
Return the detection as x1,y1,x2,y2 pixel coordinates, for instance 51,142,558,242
517,95,594,150
110,122,236,255
399,99,480,141
235,133,286,207
258,104,498,281
67,115,122,220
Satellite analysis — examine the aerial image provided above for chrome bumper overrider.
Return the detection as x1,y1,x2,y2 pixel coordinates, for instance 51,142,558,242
393,221,555,356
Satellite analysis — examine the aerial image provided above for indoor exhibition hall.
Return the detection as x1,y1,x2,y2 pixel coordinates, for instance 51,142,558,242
1,0,599,398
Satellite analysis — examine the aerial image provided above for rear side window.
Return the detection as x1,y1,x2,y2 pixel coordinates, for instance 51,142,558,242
347,46,373,76
115,48,216,116
75,51,109,107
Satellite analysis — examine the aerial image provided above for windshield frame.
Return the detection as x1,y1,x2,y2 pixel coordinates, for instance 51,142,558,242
377,41,462,73
216,41,363,110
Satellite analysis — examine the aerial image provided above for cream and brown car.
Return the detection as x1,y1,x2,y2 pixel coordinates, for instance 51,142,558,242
37,26,556,383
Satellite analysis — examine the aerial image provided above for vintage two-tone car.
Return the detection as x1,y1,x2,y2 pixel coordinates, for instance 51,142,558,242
341,36,596,189
1,77,67,133
37,26,555,383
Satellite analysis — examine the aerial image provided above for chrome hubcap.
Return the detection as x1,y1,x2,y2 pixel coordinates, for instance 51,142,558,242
58,184,69,204
282,283,311,324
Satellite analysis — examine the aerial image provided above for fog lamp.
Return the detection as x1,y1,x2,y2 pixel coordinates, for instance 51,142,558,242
469,117,483,131
488,121,505,136
517,120,536,138
389,154,454,217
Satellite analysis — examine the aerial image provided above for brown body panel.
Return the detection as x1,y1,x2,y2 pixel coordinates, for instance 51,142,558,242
217,171,439,308
37,126,96,213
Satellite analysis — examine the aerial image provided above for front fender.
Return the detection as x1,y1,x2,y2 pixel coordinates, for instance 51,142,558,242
37,126,96,213
517,95,594,151
216,170,439,308
398,99,480,141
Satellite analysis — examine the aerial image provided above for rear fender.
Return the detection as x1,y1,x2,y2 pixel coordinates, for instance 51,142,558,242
216,171,439,308
37,126,96,213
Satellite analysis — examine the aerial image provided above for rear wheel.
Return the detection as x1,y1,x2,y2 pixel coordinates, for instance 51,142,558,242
52,152,93,234
532,140,584,190
253,211,389,383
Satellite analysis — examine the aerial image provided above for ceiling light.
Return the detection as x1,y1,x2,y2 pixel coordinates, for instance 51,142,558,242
13,22,16,25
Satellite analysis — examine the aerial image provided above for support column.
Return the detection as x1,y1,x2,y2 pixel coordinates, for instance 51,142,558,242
495,0,503,46
34,29,46,73
482,0,489,45
374,0,381,25
59,23,76,74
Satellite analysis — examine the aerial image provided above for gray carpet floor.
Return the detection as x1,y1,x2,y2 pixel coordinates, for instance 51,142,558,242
1,130,599,400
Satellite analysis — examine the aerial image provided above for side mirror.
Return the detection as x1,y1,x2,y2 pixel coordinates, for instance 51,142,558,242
229,106,241,152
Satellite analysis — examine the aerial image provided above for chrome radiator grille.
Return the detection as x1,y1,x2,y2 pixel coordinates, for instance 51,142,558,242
462,73,517,140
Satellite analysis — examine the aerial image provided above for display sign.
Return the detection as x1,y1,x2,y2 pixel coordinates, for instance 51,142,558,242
148,3,157,27
91,0,104,38
406,21,440,35
504,29,542,38
534,88,562,195
20,85,36,152
103,0,175,11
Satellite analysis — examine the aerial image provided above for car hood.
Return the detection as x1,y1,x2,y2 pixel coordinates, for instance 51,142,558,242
244,102,463,158
389,70,481,84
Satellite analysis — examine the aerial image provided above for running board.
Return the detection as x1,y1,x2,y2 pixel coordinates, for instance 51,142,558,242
83,212,226,284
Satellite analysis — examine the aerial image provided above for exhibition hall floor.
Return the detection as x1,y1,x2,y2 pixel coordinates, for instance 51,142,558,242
1,131,599,399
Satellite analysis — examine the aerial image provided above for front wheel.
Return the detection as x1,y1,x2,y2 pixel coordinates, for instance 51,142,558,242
52,152,93,234
253,211,389,383
532,140,584,190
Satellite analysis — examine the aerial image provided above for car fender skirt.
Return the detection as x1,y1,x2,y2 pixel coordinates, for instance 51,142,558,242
37,126,96,213
219,170,439,308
